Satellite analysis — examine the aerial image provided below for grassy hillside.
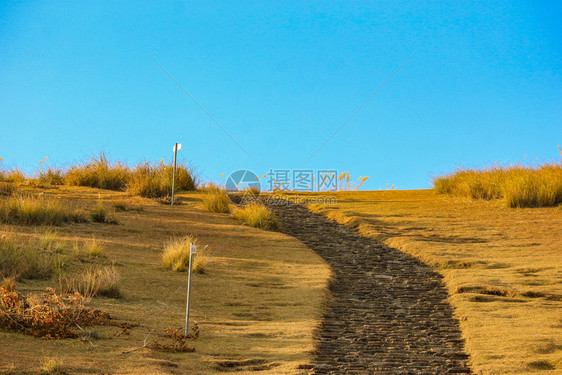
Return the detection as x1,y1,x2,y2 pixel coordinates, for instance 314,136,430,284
295,189,562,375
0,185,330,374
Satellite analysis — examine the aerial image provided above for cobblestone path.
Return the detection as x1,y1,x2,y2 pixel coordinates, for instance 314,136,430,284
269,201,472,374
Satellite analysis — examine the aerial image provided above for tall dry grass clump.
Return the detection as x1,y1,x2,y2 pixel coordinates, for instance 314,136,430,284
433,160,562,208
89,202,117,224
0,182,16,196
127,162,196,198
162,236,210,273
0,234,54,280
1,154,197,199
127,162,170,198
0,158,25,184
173,162,197,191
59,266,121,299
232,202,279,230
36,167,65,186
40,356,65,374
84,238,105,258
0,194,86,226
201,183,230,213
1,169,26,183
65,153,129,191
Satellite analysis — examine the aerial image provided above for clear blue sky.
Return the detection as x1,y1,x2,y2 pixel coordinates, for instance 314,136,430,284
1,1,561,189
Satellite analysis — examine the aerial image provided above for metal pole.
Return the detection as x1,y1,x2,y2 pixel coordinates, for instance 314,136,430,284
185,243,195,337
171,143,178,206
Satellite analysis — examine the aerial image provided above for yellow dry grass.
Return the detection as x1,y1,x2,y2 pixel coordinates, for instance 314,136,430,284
65,153,130,191
1,169,26,183
1,154,197,202
162,235,211,273
201,184,231,213
232,202,279,230
433,161,562,207
299,189,561,375
0,182,17,196
0,194,86,226
59,265,121,299
0,185,330,374
127,161,196,198
40,356,65,374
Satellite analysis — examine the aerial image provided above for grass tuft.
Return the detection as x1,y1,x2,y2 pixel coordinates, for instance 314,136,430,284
65,153,129,191
40,356,65,374
2,169,26,183
0,182,16,196
162,236,210,273
111,200,142,212
433,162,562,207
59,266,121,299
38,228,65,254
127,162,171,198
0,234,54,280
36,167,65,186
84,238,104,258
201,184,231,213
232,202,279,230
90,202,107,223
0,194,86,226
127,162,196,198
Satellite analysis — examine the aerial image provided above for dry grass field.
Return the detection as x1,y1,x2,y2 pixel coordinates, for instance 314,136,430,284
2,156,560,374
295,189,562,374
0,185,331,374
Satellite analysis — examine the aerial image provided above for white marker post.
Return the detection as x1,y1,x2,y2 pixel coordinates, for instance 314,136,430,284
185,242,196,337
171,143,181,206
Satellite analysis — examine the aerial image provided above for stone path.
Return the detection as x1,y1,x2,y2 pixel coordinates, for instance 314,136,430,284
268,200,472,374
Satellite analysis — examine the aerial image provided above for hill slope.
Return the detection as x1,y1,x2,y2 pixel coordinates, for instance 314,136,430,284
1,186,330,374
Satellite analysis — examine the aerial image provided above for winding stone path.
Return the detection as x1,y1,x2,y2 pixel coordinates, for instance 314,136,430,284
268,200,472,374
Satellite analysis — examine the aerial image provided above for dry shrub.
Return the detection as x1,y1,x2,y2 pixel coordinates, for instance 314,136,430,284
433,161,562,207
151,326,198,352
127,162,196,198
59,266,121,299
201,184,230,213
232,202,279,230
162,236,210,273
65,153,129,191
0,194,86,226
0,285,110,338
